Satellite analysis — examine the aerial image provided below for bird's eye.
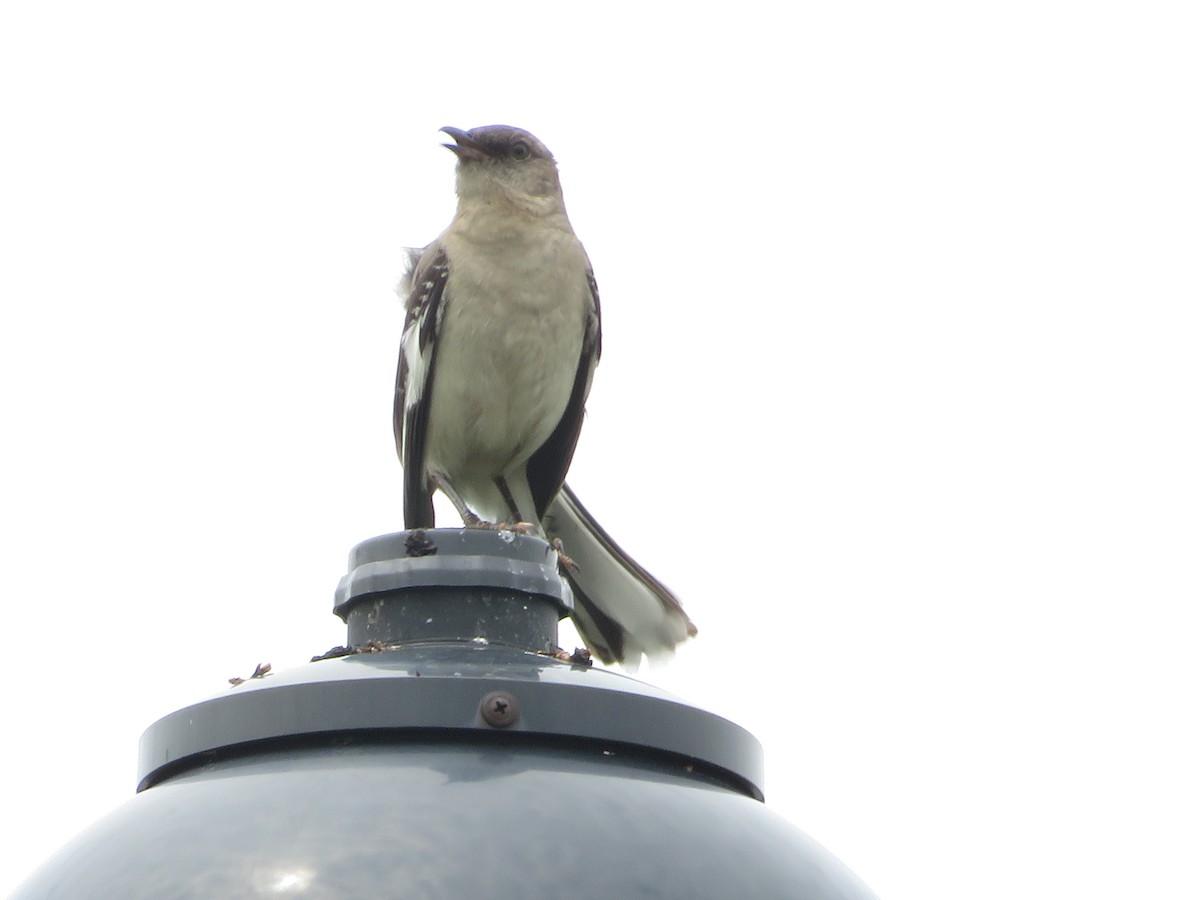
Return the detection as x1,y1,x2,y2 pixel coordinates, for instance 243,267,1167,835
510,141,531,160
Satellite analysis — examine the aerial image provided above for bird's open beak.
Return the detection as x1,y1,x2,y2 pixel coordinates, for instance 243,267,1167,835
441,126,488,162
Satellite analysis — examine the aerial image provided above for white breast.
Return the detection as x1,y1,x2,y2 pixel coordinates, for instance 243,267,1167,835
423,226,591,501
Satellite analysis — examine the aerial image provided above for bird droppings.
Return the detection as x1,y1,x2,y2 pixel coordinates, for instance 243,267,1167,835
569,647,593,666
545,646,593,667
310,645,351,662
310,640,399,662
404,530,437,557
228,662,272,687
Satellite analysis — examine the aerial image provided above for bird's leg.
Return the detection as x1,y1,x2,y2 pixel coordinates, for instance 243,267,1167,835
493,475,540,535
428,471,537,533
429,470,488,528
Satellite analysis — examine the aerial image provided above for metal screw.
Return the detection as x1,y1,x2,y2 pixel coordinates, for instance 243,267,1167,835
479,690,520,728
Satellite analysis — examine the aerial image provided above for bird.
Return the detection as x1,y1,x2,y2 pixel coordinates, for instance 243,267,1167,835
393,125,696,665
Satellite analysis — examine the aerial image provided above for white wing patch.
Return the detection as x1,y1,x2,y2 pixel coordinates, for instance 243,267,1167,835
400,251,450,413
402,314,428,409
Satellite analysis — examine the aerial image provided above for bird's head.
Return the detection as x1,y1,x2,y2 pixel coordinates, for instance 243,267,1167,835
441,125,564,214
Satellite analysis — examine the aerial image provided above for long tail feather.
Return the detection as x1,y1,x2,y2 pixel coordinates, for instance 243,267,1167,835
544,484,696,666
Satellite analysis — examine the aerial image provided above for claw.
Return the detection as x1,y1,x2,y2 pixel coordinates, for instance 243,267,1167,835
550,537,579,573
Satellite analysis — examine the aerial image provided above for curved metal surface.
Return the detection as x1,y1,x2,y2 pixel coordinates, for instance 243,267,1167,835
137,644,765,799
20,744,879,900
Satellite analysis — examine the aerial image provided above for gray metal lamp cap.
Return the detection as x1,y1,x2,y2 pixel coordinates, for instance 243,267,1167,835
334,527,574,616
16,525,882,899
332,528,574,653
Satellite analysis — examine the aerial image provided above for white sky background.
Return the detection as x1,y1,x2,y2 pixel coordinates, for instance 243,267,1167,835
1,1,1197,897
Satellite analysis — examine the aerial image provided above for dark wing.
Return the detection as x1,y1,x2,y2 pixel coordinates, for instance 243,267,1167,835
525,267,602,521
393,245,450,528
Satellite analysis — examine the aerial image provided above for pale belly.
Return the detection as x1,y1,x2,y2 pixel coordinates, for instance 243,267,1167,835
423,272,588,483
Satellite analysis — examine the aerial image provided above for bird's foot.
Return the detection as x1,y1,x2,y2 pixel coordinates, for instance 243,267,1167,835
463,518,540,535
550,537,579,573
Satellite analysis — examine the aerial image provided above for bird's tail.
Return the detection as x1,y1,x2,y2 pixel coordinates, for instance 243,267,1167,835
544,484,696,667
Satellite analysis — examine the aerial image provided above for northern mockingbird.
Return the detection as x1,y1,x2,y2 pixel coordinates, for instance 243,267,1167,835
394,125,696,665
